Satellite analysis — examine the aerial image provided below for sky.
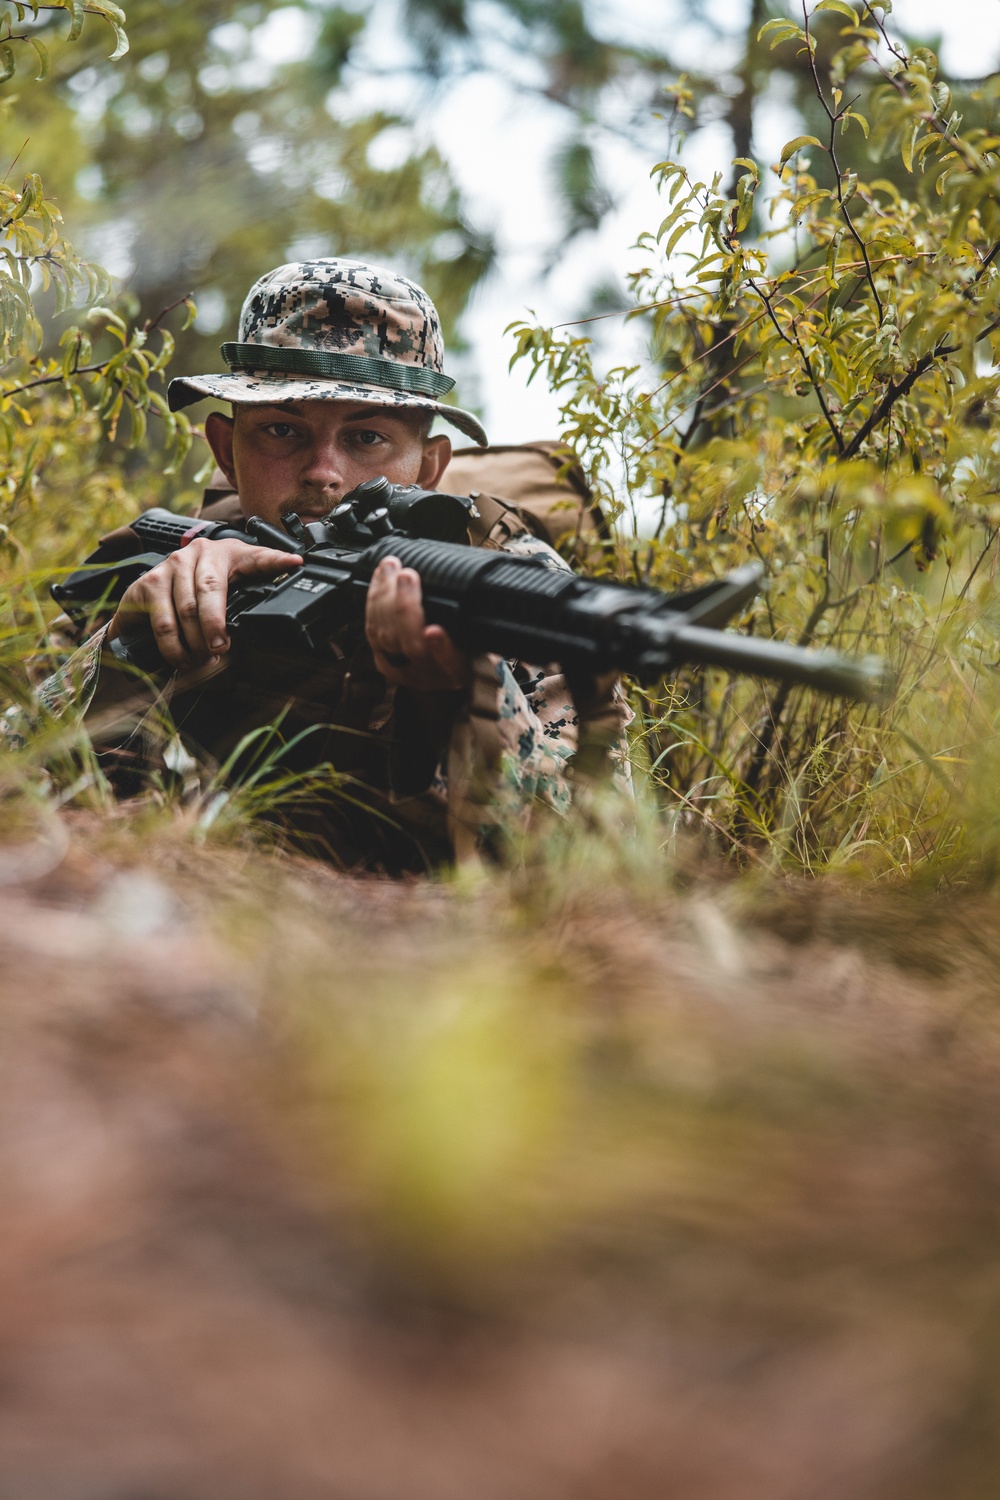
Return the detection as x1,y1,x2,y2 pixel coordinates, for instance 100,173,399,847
253,0,1000,447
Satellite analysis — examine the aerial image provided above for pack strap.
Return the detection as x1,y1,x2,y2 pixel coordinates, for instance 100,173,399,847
465,491,545,548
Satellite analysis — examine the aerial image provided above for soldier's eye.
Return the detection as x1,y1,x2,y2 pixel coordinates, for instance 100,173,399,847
354,429,385,446
266,422,297,439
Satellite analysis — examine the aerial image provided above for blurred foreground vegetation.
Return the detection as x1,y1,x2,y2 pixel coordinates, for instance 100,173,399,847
1,804,1000,1495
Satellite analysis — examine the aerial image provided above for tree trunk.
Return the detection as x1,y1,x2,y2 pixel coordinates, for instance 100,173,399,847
726,0,768,192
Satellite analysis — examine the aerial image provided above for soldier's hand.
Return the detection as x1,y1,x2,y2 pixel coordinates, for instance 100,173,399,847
106,537,301,669
366,555,471,693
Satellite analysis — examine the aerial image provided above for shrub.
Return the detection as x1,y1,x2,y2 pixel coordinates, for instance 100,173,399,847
0,1,193,715
511,2,1000,880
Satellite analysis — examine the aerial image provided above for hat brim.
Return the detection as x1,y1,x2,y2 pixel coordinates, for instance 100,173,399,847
167,372,488,447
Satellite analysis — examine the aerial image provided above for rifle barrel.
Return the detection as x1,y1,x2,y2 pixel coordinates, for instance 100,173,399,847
661,623,890,704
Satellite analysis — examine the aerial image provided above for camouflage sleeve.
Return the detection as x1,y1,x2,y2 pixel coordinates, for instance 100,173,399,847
444,533,633,863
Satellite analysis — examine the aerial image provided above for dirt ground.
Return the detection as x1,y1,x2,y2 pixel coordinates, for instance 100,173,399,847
1,813,999,1499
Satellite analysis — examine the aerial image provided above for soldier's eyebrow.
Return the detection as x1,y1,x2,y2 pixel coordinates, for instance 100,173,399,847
247,402,391,420
340,409,413,428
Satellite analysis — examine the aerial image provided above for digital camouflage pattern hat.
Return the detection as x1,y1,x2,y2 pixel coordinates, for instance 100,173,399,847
167,257,488,447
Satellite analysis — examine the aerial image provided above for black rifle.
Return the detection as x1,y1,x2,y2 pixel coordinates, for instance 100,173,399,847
52,476,889,702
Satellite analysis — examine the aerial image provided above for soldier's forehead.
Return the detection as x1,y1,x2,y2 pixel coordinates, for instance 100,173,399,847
236,399,416,421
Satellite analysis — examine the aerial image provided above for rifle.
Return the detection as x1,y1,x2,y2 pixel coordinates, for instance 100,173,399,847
52,476,889,702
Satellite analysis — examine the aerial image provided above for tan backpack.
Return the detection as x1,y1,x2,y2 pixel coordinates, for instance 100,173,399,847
441,440,606,550
198,439,605,552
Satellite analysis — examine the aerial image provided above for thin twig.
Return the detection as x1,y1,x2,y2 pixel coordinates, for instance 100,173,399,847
1,360,110,399
747,269,845,452
1,137,28,186
551,290,706,331
843,304,1000,459
144,290,193,335
826,540,915,611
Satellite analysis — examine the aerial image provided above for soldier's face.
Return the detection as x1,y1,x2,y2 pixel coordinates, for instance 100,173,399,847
204,399,452,525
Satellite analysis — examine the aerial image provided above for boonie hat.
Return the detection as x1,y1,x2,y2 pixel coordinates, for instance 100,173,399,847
167,257,488,447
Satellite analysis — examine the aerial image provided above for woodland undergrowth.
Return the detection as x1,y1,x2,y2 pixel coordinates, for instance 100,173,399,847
3,0,1000,892
512,0,1000,886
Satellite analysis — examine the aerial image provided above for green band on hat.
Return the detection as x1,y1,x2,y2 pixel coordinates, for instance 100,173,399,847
220,342,456,397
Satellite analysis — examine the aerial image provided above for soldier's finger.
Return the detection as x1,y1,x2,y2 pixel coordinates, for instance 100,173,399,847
172,563,212,659
229,543,302,579
369,556,399,583
366,556,400,614
365,558,404,653
191,550,230,655
392,569,427,657
142,573,192,667
424,625,471,688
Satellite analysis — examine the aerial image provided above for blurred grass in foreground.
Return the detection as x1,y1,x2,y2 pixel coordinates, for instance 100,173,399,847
0,803,998,1494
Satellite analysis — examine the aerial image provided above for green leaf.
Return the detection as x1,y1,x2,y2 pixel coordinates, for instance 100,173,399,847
870,231,916,256
656,201,688,240
913,133,942,165
66,0,84,42
869,176,901,204
664,220,692,256
791,188,831,216
8,179,32,221
107,21,129,60
825,229,845,286
28,37,49,81
757,17,793,34
814,0,860,22
780,135,823,164
127,398,147,447
0,45,15,84
758,18,805,46
758,21,803,50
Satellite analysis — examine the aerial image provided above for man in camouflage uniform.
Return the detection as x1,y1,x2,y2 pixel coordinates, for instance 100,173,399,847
8,258,629,871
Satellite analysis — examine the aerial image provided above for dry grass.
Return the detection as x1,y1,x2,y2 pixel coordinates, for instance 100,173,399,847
0,806,998,1497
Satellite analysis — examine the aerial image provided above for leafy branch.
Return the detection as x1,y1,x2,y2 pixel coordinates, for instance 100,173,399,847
0,0,127,74
799,2,884,321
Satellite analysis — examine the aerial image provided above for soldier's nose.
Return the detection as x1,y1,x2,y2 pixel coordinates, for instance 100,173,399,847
300,462,342,493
